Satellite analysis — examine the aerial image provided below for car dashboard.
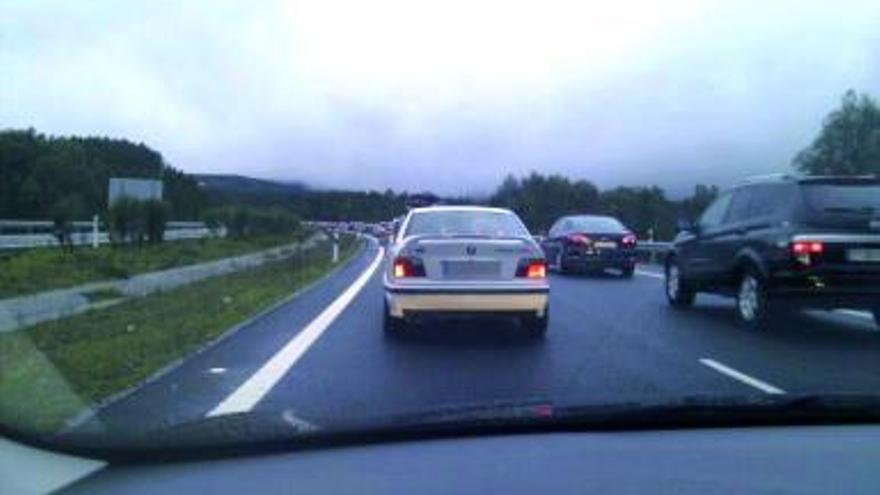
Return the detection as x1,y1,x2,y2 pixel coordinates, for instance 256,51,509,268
4,424,877,494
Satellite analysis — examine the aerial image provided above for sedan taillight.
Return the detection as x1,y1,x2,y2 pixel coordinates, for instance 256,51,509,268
567,234,591,245
516,259,547,278
622,234,637,247
392,257,426,278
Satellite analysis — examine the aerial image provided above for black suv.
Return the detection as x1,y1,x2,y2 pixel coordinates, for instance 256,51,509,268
665,175,880,329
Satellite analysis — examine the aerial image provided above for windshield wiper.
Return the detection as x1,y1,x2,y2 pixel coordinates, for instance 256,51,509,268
823,206,876,214
46,395,880,462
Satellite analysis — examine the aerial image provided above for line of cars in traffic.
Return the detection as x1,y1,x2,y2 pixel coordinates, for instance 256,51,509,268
379,174,880,337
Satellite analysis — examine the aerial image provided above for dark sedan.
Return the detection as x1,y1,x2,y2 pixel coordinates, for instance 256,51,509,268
541,215,638,277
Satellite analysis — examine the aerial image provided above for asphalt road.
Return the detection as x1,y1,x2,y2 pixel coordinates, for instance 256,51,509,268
74,238,880,437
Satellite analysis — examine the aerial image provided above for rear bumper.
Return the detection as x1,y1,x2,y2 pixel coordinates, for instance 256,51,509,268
385,284,549,318
563,251,636,270
768,272,880,310
768,289,880,310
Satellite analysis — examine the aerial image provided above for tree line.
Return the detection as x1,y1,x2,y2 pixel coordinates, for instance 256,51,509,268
488,174,718,240
2,89,876,242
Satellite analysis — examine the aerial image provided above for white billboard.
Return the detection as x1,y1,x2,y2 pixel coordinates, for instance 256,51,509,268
108,178,163,205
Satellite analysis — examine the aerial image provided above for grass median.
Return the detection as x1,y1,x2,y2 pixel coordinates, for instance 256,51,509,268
0,235,361,435
0,234,309,299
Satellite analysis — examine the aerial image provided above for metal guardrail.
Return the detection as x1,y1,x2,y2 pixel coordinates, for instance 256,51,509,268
0,219,215,250
637,241,672,252
636,241,672,264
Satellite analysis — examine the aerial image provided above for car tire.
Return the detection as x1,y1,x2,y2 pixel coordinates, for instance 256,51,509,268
383,299,405,337
555,252,567,275
621,265,635,278
523,308,549,337
735,267,775,330
873,308,880,330
665,257,695,309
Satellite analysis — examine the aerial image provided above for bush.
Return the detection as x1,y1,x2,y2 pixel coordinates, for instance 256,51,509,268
108,197,170,244
202,206,301,239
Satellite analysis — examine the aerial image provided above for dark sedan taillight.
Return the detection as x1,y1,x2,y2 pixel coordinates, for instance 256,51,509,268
622,234,637,247
516,258,547,278
392,256,426,278
567,234,591,245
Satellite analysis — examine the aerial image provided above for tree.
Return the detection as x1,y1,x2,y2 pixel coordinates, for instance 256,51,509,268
49,196,85,252
144,199,170,243
599,186,676,240
489,172,599,233
108,197,143,244
794,90,880,176
680,184,719,221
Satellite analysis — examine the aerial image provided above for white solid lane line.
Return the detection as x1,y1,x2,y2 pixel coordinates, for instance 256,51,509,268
700,358,785,395
635,269,664,279
836,309,874,321
207,246,385,417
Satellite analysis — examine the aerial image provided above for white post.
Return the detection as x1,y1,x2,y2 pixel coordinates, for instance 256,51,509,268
92,214,100,248
332,232,340,263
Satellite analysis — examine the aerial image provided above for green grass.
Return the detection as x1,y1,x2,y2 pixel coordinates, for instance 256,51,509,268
0,234,308,299
0,235,361,435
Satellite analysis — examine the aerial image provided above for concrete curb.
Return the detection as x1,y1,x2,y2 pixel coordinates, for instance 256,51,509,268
0,235,326,333
58,236,370,436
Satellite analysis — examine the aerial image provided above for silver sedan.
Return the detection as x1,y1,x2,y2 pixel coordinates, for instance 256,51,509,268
383,206,550,336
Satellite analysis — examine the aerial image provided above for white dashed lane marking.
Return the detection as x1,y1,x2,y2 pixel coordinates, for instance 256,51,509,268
700,358,786,395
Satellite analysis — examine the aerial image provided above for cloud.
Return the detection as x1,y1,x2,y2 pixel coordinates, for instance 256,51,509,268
2,0,879,194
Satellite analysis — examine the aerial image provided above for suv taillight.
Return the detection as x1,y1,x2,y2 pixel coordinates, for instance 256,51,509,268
516,259,547,278
392,257,426,278
791,240,824,265
792,241,824,255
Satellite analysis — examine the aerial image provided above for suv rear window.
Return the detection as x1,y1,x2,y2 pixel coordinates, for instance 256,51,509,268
801,184,880,214
405,210,529,237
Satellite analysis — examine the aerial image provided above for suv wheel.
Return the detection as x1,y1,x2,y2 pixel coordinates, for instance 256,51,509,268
665,258,695,309
736,268,773,329
383,299,405,337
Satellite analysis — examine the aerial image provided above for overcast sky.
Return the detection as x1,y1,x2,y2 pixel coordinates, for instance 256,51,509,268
3,0,879,196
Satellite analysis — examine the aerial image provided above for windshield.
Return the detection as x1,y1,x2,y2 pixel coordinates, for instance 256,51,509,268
404,210,528,237
2,0,880,461
802,184,880,213
569,216,628,233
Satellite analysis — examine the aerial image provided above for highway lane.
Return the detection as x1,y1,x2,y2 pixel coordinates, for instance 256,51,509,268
72,240,880,437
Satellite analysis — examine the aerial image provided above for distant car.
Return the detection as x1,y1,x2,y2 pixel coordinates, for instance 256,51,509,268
383,206,550,336
665,175,880,329
541,215,638,277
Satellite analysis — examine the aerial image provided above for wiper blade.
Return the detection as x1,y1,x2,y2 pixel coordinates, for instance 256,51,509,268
45,395,880,462
823,206,875,214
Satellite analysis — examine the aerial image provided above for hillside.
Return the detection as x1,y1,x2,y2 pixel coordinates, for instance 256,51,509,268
0,129,204,220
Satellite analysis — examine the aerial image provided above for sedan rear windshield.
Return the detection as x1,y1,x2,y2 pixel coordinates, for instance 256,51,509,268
801,184,880,214
570,216,628,233
405,210,529,237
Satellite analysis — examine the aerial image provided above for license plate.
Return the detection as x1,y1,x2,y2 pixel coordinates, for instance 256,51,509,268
847,248,880,262
594,241,617,249
442,261,501,279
